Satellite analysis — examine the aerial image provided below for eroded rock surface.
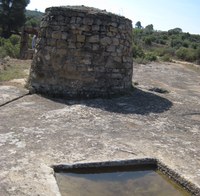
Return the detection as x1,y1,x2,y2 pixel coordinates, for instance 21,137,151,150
0,86,28,106
0,62,200,195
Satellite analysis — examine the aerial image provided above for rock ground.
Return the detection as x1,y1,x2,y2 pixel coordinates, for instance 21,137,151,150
0,61,200,195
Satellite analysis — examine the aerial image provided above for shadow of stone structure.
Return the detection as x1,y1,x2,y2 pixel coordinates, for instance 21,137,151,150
48,88,173,115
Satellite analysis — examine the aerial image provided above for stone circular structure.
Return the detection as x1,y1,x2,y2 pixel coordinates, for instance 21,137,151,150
28,6,133,98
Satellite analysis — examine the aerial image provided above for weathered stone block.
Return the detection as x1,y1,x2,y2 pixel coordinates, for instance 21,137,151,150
70,17,76,23
83,17,93,25
123,56,132,63
109,26,118,32
88,35,99,43
76,43,84,48
107,45,116,52
80,25,91,31
114,56,122,63
112,38,120,46
76,17,82,24
61,32,68,40
57,40,67,48
77,35,85,42
92,44,99,51
94,19,102,25
47,38,57,46
100,37,112,45
81,58,91,65
52,31,62,39
56,49,67,56
68,42,76,49
92,25,100,31
110,22,118,27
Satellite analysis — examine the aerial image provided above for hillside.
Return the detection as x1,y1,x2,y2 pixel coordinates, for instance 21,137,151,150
25,10,44,28
132,26,200,65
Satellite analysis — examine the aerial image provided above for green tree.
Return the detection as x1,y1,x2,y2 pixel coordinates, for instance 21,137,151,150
25,18,39,28
135,21,142,29
0,0,30,38
170,38,183,48
144,24,154,33
25,9,43,28
168,28,182,35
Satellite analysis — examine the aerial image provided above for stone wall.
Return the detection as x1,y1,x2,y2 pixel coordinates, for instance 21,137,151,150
28,6,133,98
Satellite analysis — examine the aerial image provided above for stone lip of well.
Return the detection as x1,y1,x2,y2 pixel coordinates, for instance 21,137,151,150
53,158,200,196
28,5,133,98
45,5,132,22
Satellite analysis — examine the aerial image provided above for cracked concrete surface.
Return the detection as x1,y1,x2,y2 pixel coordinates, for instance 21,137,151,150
0,62,200,195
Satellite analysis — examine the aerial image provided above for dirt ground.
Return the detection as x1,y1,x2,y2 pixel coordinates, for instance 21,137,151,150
0,58,31,87
0,61,200,195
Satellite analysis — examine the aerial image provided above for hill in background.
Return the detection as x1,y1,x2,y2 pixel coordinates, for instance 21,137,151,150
25,10,44,28
133,25,200,65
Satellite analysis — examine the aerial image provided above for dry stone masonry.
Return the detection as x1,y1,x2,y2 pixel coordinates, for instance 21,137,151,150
28,6,133,98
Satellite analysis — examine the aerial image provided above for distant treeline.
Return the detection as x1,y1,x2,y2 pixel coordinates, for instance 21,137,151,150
25,9,43,28
133,22,200,64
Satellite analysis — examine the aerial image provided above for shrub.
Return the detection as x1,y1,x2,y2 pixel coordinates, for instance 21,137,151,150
145,52,157,61
170,38,183,49
182,41,189,48
176,47,196,62
192,43,197,49
0,36,20,58
144,37,152,46
156,47,175,57
159,39,166,45
9,35,21,45
133,57,149,64
132,44,145,58
0,47,7,58
195,48,200,64
160,54,172,62
195,48,200,59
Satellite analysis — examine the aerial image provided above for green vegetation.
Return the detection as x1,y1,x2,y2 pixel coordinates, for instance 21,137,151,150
0,35,21,58
0,62,29,81
0,8,43,58
25,9,43,28
0,0,30,38
133,22,200,64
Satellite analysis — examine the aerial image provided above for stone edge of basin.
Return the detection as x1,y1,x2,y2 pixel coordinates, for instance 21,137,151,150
52,158,200,196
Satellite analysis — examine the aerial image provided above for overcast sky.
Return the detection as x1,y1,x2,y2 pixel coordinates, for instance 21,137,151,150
27,0,200,34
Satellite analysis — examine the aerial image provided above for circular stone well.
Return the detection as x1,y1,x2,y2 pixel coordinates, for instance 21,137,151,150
28,6,133,98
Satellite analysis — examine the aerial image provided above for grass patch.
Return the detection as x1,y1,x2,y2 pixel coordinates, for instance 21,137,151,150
0,64,30,81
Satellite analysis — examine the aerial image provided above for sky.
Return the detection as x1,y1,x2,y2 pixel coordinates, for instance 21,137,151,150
27,0,200,35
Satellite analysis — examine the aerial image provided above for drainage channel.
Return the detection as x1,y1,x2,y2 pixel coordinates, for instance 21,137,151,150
0,92,30,107
53,159,199,196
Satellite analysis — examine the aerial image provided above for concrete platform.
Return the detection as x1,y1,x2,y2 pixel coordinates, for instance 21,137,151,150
0,62,200,195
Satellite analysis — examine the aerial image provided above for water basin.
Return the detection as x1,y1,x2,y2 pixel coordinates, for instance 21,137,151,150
54,164,190,196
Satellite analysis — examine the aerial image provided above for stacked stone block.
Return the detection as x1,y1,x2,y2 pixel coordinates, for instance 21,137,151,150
28,6,133,98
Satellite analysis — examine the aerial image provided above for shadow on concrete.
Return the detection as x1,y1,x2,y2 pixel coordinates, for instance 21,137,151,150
48,88,173,115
